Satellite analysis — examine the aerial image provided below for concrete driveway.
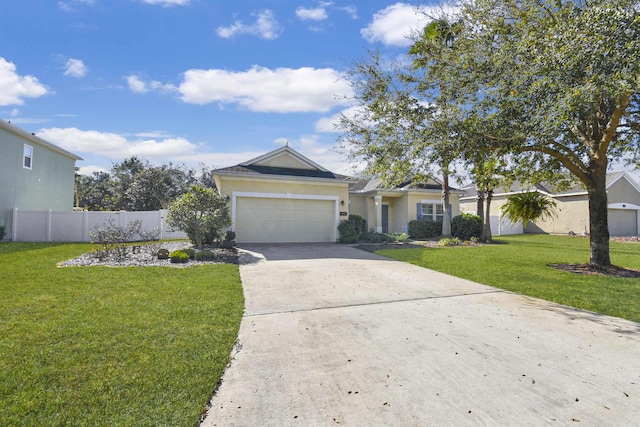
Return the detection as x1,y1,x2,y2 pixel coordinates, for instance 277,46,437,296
201,244,640,426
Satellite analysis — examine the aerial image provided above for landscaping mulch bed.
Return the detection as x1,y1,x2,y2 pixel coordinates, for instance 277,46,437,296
549,263,640,278
58,241,239,268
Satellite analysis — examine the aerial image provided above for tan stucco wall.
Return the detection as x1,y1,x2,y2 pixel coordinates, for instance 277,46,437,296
349,192,460,234
255,154,314,170
477,195,590,235
349,194,366,219
216,176,349,203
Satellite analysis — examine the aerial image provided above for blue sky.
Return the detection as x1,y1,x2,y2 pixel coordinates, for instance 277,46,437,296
0,0,449,176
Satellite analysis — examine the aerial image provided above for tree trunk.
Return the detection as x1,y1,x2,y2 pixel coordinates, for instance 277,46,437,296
476,185,484,220
586,169,611,267
483,189,493,242
441,170,452,237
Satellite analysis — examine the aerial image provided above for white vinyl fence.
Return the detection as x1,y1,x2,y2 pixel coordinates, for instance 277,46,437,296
8,208,186,242
490,215,524,236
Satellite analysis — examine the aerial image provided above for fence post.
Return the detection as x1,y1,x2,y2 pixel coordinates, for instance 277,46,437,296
46,209,52,242
159,210,165,240
12,208,18,242
83,210,89,242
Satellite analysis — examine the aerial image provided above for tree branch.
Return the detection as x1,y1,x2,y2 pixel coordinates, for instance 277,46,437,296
597,93,632,161
522,145,589,184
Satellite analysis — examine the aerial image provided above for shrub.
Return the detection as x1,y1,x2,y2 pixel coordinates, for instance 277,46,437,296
408,219,442,239
338,220,360,243
184,248,196,259
194,251,217,261
348,214,367,235
166,185,231,250
89,219,142,260
138,227,160,242
169,250,190,263
360,232,397,243
224,230,236,241
0,225,5,241
391,233,409,242
437,237,461,247
451,213,483,241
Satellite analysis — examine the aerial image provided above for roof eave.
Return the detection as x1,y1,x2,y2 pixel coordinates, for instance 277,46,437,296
213,170,348,184
0,119,83,161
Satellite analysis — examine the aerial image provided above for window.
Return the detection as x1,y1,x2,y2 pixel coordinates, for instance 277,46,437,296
23,144,33,169
421,203,444,222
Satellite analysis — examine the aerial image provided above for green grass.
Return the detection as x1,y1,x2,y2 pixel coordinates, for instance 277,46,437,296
377,234,640,323
0,242,244,426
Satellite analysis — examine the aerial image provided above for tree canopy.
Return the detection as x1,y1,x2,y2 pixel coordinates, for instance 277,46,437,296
75,158,216,211
339,0,639,267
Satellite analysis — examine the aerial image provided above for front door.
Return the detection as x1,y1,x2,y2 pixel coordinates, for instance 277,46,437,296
382,204,389,234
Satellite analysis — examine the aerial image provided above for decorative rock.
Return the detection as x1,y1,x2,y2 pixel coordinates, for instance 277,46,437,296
157,248,170,259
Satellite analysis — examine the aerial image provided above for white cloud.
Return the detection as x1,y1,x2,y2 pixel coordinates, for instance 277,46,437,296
126,74,177,94
361,3,458,47
77,165,109,176
216,10,282,40
36,127,199,160
58,0,95,12
340,5,358,19
126,75,148,93
35,126,358,175
296,6,328,21
179,66,353,113
64,58,87,78
139,0,189,5
0,58,50,106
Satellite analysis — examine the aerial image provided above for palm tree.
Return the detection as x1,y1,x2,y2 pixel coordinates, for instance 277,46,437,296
500,191,558,230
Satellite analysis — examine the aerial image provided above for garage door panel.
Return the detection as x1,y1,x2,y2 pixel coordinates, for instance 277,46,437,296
236,197,336,243
609,209,637,237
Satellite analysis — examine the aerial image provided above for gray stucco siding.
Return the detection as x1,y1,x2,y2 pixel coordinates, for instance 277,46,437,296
0,126,77,213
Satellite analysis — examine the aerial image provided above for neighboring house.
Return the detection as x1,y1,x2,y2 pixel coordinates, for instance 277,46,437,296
0,119,82,240
459,172,640,237
212,145,462,243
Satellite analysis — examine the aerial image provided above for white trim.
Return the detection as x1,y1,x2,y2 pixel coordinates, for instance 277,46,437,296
216,173,346,186
608,203,640,210
23,143,33,170
1,119,82,161
420,199,442,204
231,191,340,242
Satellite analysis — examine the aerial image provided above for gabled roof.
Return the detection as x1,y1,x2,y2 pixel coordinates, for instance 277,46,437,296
240,145,329,171
213,145,462,194
460,172,640,200
0,119,83,161
349,176,462,194
212,145,345,181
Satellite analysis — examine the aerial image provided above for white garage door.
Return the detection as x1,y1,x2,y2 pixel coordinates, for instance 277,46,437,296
235,197,337,243
608,209,638,237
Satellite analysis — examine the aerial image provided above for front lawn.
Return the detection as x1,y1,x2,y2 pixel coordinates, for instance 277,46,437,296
377,234,640,323
0,242,244,426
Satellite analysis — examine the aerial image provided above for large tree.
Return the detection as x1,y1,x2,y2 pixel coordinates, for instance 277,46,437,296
409,0,640,267
337,48,460,237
